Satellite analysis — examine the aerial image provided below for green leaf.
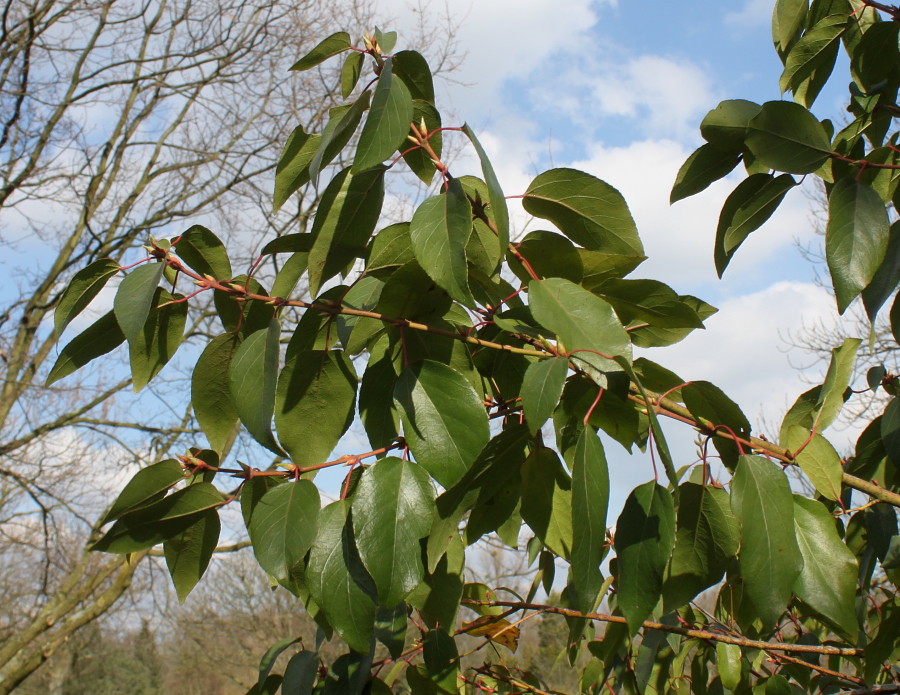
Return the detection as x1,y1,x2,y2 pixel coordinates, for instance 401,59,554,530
862,221,900,320
113,262,164,344
213,275,275,337
249,480,320,584
682,381,751,470
192,334,240,453
359,341,400,450
663,483,739,612
779,14,845,104
229,320,284,455
307,166,385,295
393,360,489,488
523,168,644,260
784,426,843,500
594,278,705,329
290,32,351,71
521,447,573,560
670,143,741,204
374,27,397,53
715,642,742,691
792,495,858,638
367,223,414,273
353,57,414,173
700,99,762,150
46,311,125,386
462,123,509,260
393,50,434,103
730,455,803,628
408,532,465,630
815,336,861,430
92,483,224,554
521,357,569,435
275,350,358,467
175,225,231,279
282,651,318,694
336,275,385,355
881,397,900,465
826,178,890,313
571,429,609,614
54,258,119,336
614,482,675,634
308,96,371,186
508,230,583,284
101,459,185,525
409,179,476,308
256,637,301,689
423,629,459,694
528,277,631,377
341,51,364,98
403,100,441,184
306,501,377,654
773,0,808,51
164,509,220,602
128,289,187,392
273,127,320,212
745,101,833,174
714,174,797,277
352,458,434,605
374,604,408,659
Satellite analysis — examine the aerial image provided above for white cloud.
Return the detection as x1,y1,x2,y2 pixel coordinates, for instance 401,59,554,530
726,0,772,27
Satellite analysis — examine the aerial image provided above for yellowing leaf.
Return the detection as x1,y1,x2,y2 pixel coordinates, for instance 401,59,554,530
462,616,520,652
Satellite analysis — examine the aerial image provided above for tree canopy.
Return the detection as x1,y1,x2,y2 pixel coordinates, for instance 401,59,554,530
48,3,900,693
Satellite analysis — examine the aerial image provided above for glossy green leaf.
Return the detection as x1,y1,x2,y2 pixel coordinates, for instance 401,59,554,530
290,32,350,71
192,334,240,453
521,447,573,560
213,275,275,337
101,459,185,525
352,458,434,605
249,480,319,584
308,96,370,186
128,289,187,392
275,349,357,467
409,179,476,308
341,50,364,98
784,425,843,500
353,57,414,173
614,482,675,634
663,483,739,611
862,221,900,321
528,277,631,377
393,50,434,103
714,173,797,277
359,342,400,450
229,321,284,455
773,0,808,51
374,603,408,659
509,230,583,284
682,381,751,470
670,143,741,204
523,168,644,260
335,275,384,355
571,429,609,614
745,101,832,174
716,642,742,691
92,483,224,554
113,262,164,344
54,258,119,336
594,278,705,329
826,178,890,313
881,397,900,465
462,123,509,259
815,336,861,430
393,360,489,488
306,501,377,654
164,508,220,602
779,15,845,103
700,99,761,150
282,651,319,694
730,455,803,628
273,127,320,212
367,223,414,273
307,166,385,295
521,357,569,435
175,225,231,280
46,311,125,386
792,495,858,638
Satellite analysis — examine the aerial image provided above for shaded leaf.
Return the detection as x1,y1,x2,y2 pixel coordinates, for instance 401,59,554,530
164,509,220,602
352,458,434,605
113,262,164,344
54,258,119,337
815,336,861,430
670,143,741,204
826,178,890,313
175,225,231,279
249,480,320,584
521,357,569,435
229,321,284,455
101,459,185,525
745,101,832,174
274,127,320,212
463,123,508,258
784,425,843,501
521,447,573,560
128,289,187,392
730,455,803,628
290,32,351,71
353,57,414,173
700,99,762,149
46,311,125,386
393,360,489,488
341,50,364,98
392,50,434,102
571,429,609,614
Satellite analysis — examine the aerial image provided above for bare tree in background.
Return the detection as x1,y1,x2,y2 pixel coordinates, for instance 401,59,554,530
0,1,459,690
